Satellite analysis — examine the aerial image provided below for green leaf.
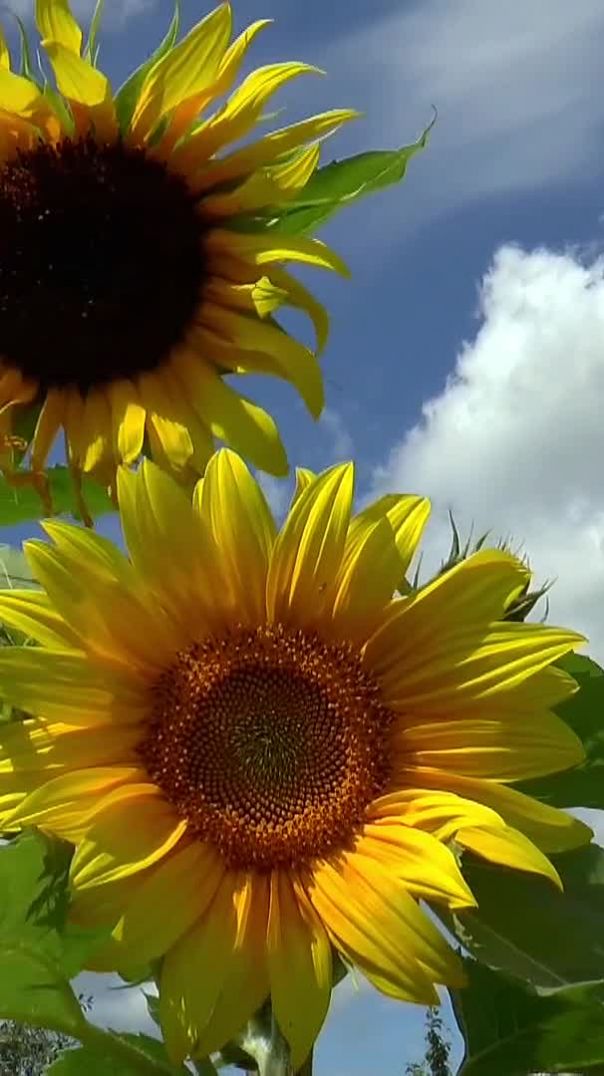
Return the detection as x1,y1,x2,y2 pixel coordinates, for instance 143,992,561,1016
518,652,604,808
449,843,604,988
115,2,180,133
0,831,106,978
235,117,435,237
0,466,114,525
0,947,86,1038
48,1031,191,1074
453,960,604,1075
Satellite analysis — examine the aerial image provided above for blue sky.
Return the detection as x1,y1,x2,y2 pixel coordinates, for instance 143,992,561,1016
5,0,604,1071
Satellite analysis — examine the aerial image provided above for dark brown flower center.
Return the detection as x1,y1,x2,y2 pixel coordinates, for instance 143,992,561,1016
0,136,204,392
140,625,394,870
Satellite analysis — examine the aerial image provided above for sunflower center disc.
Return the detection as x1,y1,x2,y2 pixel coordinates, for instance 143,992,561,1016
141,625,394,869
0,137,204,392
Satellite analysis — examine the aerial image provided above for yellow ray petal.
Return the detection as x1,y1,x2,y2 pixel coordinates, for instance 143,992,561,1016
0,647,142,723
158,19,271,157
130,3,232,143
206,229,349,276
138,369,194,473
456,823,562,888
389,767,592,854
331,516,403,641
36,0,83,53
0,590,80,650
189,64,321,168
31,390,65,472
0,718,144,775
27,526,178,672
293,467,317,503
71,791,187,889
268,873,332,1070
0,68,50,118
308,855,463,1001
108,379,146,466
160,871,270,1063
266,462,354,628
79,389,111,472
367,788,506,839
174,351,288,476
394,713,584,781
197,303,324,416
264,268,330,354
112,841,224,966
347,493,431,580
355,823,476,910
200,449,275,625
201,144,320,217
5,765,145,835
44,42,116,141
193,109,359,192
0,25,10,69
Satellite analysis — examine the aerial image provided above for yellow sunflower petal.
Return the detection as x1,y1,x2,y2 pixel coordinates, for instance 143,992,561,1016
266,462,354,627
190,63,321,166
138,370,194,473
25,532,176,673
158,19,272,157
331,516,402,640
308,855,464,1001
206,229,349,277
197,304,324,417
193,109,359,192
80,389,112,472
43,42,116,141
5,765,144,835
0,25,10,69
293,467,317,503
36,0,82,53
268,873,332,1070
201,144,320,217
112,841,224,966
130,3,232,143
108,380,146,466
175,352,288,476
394,713,584,781
200,449,275,624
356,823,476,910
0,647,141,722
264,268,330,354
391,767,592,854
348,494,431,579
0,590,80,650
31,390,65,472
0,68,49,118
71,791,187,889
160,871,270,1063
0,719,144,775
456,824,562,889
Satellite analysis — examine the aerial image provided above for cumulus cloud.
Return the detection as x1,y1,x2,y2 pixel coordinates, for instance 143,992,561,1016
5,0,156,26
371,244,604,662
324,0,604,230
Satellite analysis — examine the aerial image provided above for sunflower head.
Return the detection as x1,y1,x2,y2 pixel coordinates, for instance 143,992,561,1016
0,450,591,1068
0,1,356,490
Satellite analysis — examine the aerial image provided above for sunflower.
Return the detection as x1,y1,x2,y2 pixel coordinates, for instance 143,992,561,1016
0,2,355,487
0,453,590,1067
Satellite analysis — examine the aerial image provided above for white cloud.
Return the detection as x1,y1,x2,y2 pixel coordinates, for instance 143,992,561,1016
325,0,604,228
371,243,604,662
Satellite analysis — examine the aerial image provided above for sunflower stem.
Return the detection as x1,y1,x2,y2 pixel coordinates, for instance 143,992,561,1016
238,1005,296,1076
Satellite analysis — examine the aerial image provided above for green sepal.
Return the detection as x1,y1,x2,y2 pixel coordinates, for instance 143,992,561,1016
231,115,435,237
84,0,105,64
114,1,180,134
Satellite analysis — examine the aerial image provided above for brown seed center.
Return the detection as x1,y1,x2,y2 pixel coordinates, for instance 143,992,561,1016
140,625,394,869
